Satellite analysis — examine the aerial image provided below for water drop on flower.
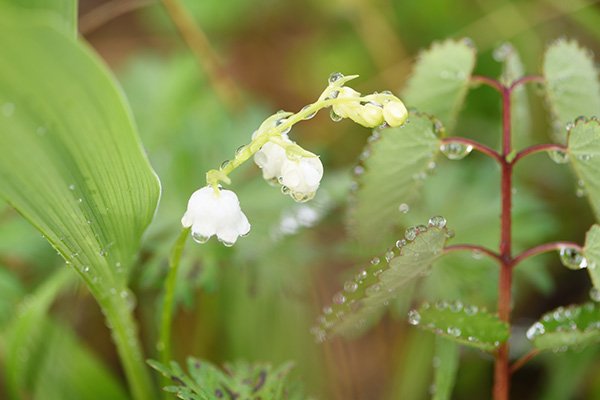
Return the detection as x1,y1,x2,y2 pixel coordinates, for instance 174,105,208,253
329,108,343,122
408,309,421,325
220,160,230,170
328,72,344,84
428,216,446,228
559,247,588,270
235,145,247,156
398,203,410,214
440,141,473,160
192,232,210,244
301,105,317,120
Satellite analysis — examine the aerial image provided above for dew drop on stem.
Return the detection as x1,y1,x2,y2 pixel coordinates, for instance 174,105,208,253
559,247,588,270
440,141,473,160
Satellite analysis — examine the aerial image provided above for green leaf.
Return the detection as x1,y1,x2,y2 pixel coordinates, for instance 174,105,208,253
313,219,451,339
495,42,531,146
527,302,600,351
584,224,600,289
349,113,442,247
409,301,509,351
567,118,600,222
0,11,160,399
149,358,306,400
0,0,77,37
432,337,459,400
543,39,600,142
0,266,25,327
402,38,476,130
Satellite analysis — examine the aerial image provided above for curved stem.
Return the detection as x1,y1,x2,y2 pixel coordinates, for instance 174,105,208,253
512,143,566,165
509,75,544,91
158,228,189,370
471,75,505,92
513,241,583,268
441,137,503,164
509,349,540,374
160,0,242,113
443,244,503,264
102,292,158,400
79,0,154,35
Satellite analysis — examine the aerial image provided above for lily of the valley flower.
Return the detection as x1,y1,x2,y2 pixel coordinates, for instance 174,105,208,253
253,135,292,183
181,186,250,246
331,87,408,128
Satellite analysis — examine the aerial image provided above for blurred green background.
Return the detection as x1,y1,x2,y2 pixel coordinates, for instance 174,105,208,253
2,0,600,398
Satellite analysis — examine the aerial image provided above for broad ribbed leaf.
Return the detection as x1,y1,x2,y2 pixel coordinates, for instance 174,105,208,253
0,11,160,297
432,337,459,400
409,301,509,351
543,39,600,142
0,0,77,37
402,38,476,130
349,113,442,246
496,42,531,145
313,220,451,339
567,118,600,221
584,224,600,289
526,303,600,351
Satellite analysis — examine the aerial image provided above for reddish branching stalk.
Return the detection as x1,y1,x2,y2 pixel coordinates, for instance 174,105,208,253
468,75,556,399
441,137,503,163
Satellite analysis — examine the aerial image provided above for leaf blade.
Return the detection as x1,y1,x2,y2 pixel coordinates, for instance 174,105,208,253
402,38,477,130
432,337,460,400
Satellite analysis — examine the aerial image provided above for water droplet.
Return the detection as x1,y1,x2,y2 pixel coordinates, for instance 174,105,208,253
82,265,90,273
354,165,365,175
559,247,588,270
68,184,75,191
281,185,291,195
578,153,593,162
395,239,407,249
447,326,461,337
440,141,473,160
405,226,418,241
356,269,368,281
333,292,346,305
235,145,247,156
220,160,230,170
428,216,446,228
385,250,395,262
450,301,463,312
435,300,448,310
464,305,478,315
330,108,343,122
344,281,358,293
192,232,210,244
370,257,381,266
493,42,513,62
548,150,567,165
398,203,410,214
526,322,545,340
275,118,291,135
408,309,421,325
472,250,483,259
2,102,15,117
590,288,600,302
301,105,317,120
328,72,344,84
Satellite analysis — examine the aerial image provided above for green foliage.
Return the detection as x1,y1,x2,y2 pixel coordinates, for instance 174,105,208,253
0,0,77,37
349,113,442,247
314,219,451,339
568,118,600,222
432,337,459,400
543,39,600,142
149,358,307,400
0,267,24,327
402,38,476,130
409,301,509,351
527,302,600,351
584,224,600,289
0,9,160,296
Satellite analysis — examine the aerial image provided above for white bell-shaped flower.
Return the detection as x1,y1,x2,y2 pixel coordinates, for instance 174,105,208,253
181,186,250,246
253,135,291,183
383,100,408,127
332,88,384,128
280,156,324,202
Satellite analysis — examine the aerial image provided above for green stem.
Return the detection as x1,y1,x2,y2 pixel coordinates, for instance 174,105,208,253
101,291,158,400
158,228,189,369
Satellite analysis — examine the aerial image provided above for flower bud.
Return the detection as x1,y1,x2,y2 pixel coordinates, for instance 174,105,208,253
383,100,408,127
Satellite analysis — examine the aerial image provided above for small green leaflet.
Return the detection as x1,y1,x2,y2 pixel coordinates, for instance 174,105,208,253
432,337,459,400
0,0,77,37
526,302,600,351
543,39,600,143
402,38,476,131
408,301,509,352
349,113,442,247
584,224,600,290
313,218,451,340
567,118,600,223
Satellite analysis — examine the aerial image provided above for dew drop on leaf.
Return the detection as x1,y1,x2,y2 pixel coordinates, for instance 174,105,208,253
428,215,446,228
408,309,421,325
398,203,410,214
559,247,588,270
440,141,473,160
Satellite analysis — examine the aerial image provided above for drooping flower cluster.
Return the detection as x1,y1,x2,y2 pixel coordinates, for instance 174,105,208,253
182,73,408,245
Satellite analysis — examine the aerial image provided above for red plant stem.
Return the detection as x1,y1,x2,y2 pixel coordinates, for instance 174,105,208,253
443,244,503,264
494,82,513,400
471,75,504,92
513,241,583,267
509,75,544,91
509,349,540,374
441,137,503,163
512,143,567,165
